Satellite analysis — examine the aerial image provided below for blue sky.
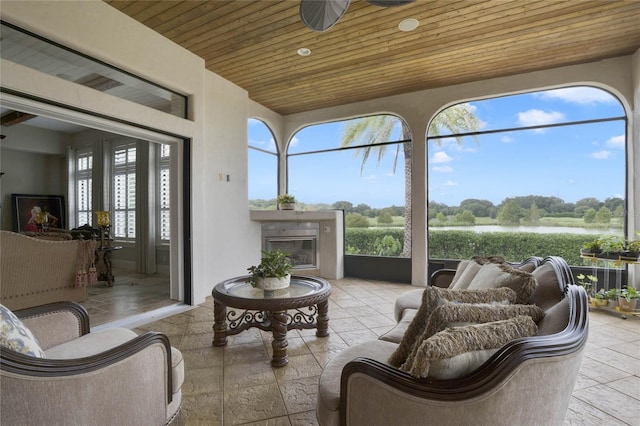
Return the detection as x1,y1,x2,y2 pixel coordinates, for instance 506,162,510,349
249,87,625,208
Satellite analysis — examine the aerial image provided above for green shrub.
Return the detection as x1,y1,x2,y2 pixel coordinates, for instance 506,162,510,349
345,213,370,228
345,228,609,265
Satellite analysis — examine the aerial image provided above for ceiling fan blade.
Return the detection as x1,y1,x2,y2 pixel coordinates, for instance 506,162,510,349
365,0,416,6
300,0,351,32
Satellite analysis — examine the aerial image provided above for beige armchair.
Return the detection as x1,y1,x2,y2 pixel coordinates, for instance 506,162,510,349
317,257,588,426
1,301,183,425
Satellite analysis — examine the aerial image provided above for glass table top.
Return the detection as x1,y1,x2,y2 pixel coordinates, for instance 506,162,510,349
215,275,329,301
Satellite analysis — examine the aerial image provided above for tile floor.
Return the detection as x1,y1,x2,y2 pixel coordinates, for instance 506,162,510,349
81,271,174,326
115,277,638,425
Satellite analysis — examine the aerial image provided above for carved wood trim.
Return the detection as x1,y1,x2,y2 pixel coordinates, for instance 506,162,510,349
14,301,91,336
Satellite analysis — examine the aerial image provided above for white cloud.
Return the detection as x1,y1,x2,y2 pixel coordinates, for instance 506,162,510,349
443,180,459,187
288,136,300,147
501,135,514,143
517,109,565,127
249,137,276,151
433,165,453,173
591,150,612,160
537,87,615,105
606,135,625,149
432,151,453,163
363,174,378,182
434,138,476,152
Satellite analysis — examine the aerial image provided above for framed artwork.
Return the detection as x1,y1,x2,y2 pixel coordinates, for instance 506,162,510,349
11,194,66,233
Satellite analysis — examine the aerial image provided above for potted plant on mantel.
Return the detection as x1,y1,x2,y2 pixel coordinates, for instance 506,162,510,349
277,194,296,210
246,250,293,290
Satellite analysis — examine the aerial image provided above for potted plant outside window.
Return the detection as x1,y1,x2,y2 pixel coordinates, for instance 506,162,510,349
277,194,296,210
246,250,293,290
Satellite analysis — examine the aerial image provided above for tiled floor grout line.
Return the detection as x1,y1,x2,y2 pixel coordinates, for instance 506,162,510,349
88,276,640,425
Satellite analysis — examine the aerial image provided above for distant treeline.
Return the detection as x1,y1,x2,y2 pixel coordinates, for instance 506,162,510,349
249,195,625,220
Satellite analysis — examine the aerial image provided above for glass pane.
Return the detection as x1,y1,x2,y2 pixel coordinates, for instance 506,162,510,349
289,144,408,257
248,119,278,209
427,87,626,267
0,22,187,117
289,115,405,154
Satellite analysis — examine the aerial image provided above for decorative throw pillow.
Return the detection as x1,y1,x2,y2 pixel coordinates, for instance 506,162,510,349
401,302,544,370
0,304,46,358
449,261,482,290
401,315,538,378
467,262,538,304
448,260,470,288
448,256,507,290
387,286,518,367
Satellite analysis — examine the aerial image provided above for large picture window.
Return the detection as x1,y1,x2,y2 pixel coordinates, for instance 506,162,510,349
427,86,626,268
288,115,410,257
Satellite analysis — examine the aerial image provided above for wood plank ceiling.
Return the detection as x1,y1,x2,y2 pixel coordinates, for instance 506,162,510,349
105,0,640,116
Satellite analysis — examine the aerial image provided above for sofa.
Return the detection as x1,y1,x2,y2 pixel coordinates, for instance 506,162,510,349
316,256,588,426
1,301,183,425
0,231,95,310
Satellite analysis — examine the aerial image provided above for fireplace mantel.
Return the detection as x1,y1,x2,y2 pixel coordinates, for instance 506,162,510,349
249,210,341,222
250,210,344,279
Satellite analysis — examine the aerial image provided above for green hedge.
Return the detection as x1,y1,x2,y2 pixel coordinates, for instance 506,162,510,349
345,228,599,264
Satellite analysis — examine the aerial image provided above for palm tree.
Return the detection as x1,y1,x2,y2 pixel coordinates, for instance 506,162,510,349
341,104,480,257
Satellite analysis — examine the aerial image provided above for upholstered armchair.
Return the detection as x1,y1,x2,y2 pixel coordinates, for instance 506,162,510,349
1,301,183,425
317,257,588,426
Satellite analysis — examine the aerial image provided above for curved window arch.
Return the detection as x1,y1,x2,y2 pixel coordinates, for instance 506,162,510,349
288,114,412,257
248,118,279,209
427,86,627,270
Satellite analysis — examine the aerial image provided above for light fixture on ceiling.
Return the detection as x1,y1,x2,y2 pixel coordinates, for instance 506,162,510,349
398,18,419,32
297,47,311,57
300,0,416,32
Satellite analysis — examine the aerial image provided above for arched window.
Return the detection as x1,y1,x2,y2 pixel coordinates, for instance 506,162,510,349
248,118,278,209
288,114,411,257
427,86,626,270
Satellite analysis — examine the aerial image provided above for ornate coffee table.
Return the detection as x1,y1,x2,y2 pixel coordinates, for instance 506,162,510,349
211,275,331,367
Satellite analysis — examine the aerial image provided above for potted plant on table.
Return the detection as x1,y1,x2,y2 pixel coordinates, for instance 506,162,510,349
616,286,640,312
277,194,296,210
247,250,293,290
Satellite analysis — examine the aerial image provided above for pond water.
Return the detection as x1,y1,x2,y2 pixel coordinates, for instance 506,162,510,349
429,225,623,235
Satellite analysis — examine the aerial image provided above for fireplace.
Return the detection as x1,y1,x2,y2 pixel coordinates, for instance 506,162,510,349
262,222,319,269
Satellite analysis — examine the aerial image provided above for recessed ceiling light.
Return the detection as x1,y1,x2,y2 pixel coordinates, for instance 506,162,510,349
297,47,311,57
398,18,419,32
